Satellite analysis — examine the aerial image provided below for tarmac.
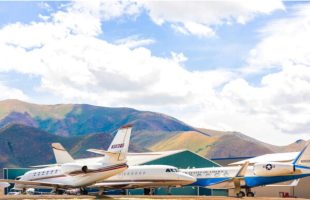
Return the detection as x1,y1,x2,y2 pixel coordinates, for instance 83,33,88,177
0,195,309,200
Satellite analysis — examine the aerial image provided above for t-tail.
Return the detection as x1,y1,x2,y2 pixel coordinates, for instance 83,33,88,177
87,124,133,163
52,143,74,164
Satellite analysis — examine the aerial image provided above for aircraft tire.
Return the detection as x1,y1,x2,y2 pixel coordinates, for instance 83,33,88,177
144,188,151,195
237,191,245,198
247,192,255,197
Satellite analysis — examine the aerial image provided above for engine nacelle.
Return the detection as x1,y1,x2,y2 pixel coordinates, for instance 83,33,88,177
61,163,88,175
254,162,294,176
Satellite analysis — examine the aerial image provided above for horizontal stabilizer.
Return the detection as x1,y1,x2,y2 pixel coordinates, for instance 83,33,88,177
95,124,132,162
30,164,59,168
87,149,118,156
267,179,300,187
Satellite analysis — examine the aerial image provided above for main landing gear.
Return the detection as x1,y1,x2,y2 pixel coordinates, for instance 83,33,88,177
246,187,255,197
80,187,88,195
143,188,155,195
236,188,255,198
236,191,245,198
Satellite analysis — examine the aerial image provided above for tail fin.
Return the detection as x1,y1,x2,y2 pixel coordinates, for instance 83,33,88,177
293,142,310,167
52,143,74,164
87,124,133,162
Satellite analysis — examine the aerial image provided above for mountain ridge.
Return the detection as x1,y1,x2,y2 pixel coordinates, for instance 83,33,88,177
0,99,307,176
0,99,196,136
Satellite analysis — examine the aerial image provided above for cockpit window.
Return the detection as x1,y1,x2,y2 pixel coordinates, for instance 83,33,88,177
166,168,179,172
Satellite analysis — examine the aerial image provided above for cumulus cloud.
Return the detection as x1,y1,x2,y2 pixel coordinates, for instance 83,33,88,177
222,65,310,134
0,83,28,101
1,0,310,145
0,0,235,107
141,0,284,37
246,3,310,72
114,35,155,48
228,4,310,136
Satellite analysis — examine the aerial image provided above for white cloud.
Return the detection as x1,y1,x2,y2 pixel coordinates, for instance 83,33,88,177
0,83,28,101
1,0,310,145
71,0,142,21
114,35,155,48
141,0,284,37
246,3,310,72
172,22,215,38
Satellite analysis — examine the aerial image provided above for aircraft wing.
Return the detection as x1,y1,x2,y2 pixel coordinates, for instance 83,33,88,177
206,179,236,189
0,179,70,189
92,181,154,189
267,179,300,187
29,164,59,168
205,162,249,189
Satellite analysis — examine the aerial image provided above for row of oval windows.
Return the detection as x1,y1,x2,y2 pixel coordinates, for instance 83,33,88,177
32,170,60,176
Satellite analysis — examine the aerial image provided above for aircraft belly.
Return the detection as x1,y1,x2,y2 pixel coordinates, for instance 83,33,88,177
189,177,231,187
245,174,310,187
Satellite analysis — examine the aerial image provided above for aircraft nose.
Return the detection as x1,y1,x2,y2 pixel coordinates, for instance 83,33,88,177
179,173,196,184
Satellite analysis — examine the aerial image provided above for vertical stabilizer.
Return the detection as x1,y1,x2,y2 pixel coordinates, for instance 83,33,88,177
52,143,74,164
87,124,133,162
293,142,310,167
107,124,132,161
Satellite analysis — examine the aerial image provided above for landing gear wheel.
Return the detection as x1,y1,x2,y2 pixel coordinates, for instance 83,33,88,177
167,187,172,195
144,188,151,195
237,191,245,198
55,189,62,195
22,188,26,195
247,192,255,197
80,188,88,195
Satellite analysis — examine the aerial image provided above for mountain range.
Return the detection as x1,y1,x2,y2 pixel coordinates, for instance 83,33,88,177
0,99,307,177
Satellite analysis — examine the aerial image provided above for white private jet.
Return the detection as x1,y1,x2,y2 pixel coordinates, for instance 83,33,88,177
0,124,133,194
182,143,310,197
51,143,196,195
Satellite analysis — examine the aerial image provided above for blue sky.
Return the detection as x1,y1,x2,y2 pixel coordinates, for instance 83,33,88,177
0,1,288,71
0,1,310,145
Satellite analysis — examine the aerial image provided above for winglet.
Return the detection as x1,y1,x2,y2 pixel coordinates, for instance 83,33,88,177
52,143,74,164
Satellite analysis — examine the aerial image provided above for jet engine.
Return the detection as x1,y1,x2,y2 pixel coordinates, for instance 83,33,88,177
61,163,88,175
254,162,294,176
61,163,104,175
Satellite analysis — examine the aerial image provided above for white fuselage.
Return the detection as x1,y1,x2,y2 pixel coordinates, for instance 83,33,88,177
181,164,310,188
14,162,127,190
98,165,196,188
